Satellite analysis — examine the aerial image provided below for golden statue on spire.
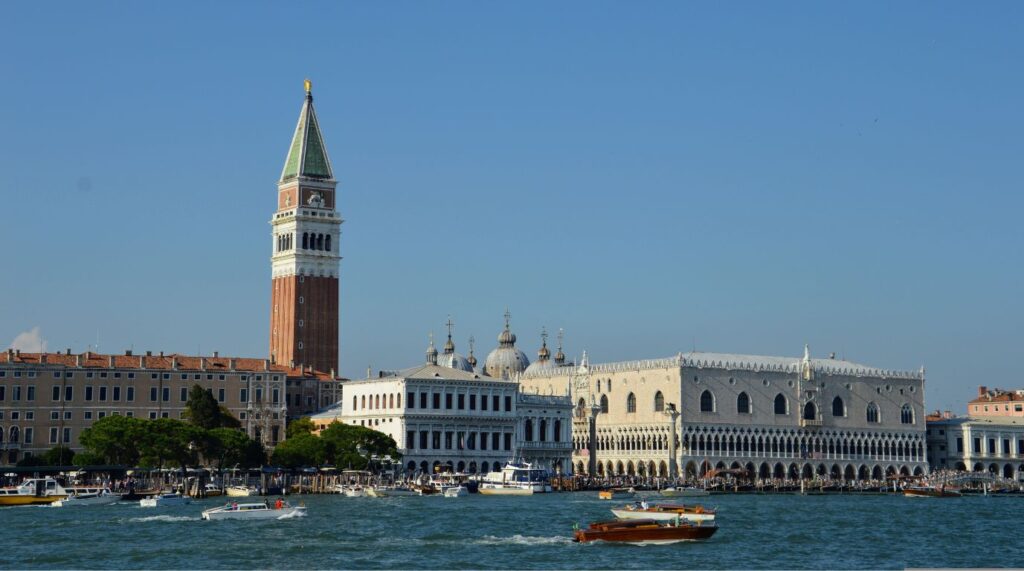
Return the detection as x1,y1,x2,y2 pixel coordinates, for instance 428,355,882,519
304,78,312,93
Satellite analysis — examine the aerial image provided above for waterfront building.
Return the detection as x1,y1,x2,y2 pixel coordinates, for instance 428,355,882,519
269,79,343,375
310,331,573,475
0,349,341,464
925,388,1024,480
520,345,928,481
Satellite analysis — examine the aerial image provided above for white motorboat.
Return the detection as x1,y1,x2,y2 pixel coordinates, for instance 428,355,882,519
140,493,192,507
342,485,365,498
53,488,122,507
611,502,716,523
225,485,257,497
659,486,710,498
375,485,419,497
479,462,550,496
202,501,306,520
443,485,468,498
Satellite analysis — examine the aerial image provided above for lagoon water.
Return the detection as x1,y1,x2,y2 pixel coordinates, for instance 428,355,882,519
3,492,1020,569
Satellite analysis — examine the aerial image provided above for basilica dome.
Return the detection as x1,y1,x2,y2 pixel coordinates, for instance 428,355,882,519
484,311,530,379
437,333,473,372
523,328,557,375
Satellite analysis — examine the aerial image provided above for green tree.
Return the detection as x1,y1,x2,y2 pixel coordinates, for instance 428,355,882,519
183,384,222,429
71,451,106,466
319,422,399,469
217,405,242,429
205,428,265,470
79,415,145,466
287,417,316,439
40,445,77,466
138,418,202,471
270,432,325,468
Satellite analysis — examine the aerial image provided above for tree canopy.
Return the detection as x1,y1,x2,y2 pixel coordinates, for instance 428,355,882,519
271,421,399,469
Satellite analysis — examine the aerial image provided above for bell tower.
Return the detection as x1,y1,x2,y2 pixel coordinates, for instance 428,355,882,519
269,79,342,374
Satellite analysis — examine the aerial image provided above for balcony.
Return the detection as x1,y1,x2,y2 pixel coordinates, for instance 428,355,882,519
800,418,823,428
518,441,573,451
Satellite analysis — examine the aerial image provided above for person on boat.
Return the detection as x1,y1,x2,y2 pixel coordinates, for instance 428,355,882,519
231,502,238,510
264,499,270,509
275,498,284,509
640,499,649,510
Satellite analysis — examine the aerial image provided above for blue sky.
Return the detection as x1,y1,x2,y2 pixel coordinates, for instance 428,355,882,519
1,2,1021,411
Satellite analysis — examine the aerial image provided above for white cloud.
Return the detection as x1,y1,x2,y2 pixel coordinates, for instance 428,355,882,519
9,327,48,352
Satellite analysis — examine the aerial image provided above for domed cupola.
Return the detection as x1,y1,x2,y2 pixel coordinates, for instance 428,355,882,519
524,327,557,375
554,328,566,366
425,333,438,366
484,309,530,379
467,335,479,371
436,316,473,372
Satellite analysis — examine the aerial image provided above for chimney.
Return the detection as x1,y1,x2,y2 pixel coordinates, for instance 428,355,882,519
140,355,147,369
263,359,270,371
979,386,988,398
108,355,115,368
5,348,12,361
85,350,91,360
159,351,164,357
146,350,152,357
75,354,83,367
125,349,133,356
213,351,219,358
40,354,47,364
200,358,207,371
65,348,71,355
229,358,237,371
330,368,335,379
15,349,21,358
171,357,178,370
290,360,295,369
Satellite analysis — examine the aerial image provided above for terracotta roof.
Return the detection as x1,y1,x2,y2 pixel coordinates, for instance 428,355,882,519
1,350,339,381
969,389,1024,404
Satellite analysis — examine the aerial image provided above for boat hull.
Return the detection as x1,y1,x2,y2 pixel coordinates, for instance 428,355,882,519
478,485,534,496
611,508,715,523
574,520,718,544
54,494,122,507
0,495,66,506
599,488,635,500
202,506,306,520
904,489,962,498
659,487,710,498
140,495,191,507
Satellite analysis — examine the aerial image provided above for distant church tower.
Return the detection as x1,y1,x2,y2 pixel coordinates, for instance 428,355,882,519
269,80,342,374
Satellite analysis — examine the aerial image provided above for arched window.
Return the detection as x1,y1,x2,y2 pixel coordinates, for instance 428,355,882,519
866,402,880,423
700,390,715,413
352,396,357,410
832,396,845,417
803,402,817,421
737,392,751,414
900,404,914,425
325,235,331,252
553,420,561,442
774,394,788,415
361,395,366,409
388,394,394,408
654,391,664,412
9,426,19,444
626,393,637,413
525,419,534,441
599,394,609,414
539,420,547,442
317,234,324,250
302,233,308,249
397,393,402,408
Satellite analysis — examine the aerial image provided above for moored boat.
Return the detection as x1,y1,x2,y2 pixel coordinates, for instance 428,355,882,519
660,486,710,498
598,487,636,500
903,485,962,498
443,485,468,497
140,492,192,507
611,502,716,523
0,478,68,506
202,501,306,520
225,485,257,497
573,518,718,544
479,461,550,496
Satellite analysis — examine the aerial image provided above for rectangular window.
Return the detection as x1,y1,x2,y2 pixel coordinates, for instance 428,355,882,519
1003,439,1010,455
27,386,35,401
125,411,133,418
149,412,157,419
126,387,135,402
457,394,465,410
420,392,427,409
218,388,225,402
240,389,248,403
128,373,135,379
432,393,440,409
25,411,33,420
238,412,247,420
480,432,488,450
162,373,170,380
98,412,106,419
112,386,120,401
12,386,21,401
85,411,92,420
162,387,170,402
65,386,73,401
99,386,107,401
180,374,188,380
1018,440,1024,455
63,428,71,444
85,386,93,401
493,395,500,411
504,433,512,450
114,372,121,379
100,372,108,378
161,412,169,419
408,392,415,409
52,386,60,401
444,431,453,449
24,428,33,444
431,431,441,449
492,433,500,450
445,394,453,409
419,431,428,449
504,396,512,412
481,395,488,411
469,394,476,410
10,411,18,420
989,438,996,454
64,411,72,420
50,411,59,421
86,372,93,378
272,389,279,404
150,387,158,402
180,387,188,402
50,427,58,444
406,431,415,449
973,438,981,454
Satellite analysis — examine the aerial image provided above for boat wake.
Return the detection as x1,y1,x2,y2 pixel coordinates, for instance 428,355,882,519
129,515,199,523
277,510,307,520
474,535,573,546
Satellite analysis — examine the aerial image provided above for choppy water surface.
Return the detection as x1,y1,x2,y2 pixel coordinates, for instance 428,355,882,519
2,492,1020,569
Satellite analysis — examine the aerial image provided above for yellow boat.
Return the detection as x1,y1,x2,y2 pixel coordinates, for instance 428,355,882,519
0,478,69,506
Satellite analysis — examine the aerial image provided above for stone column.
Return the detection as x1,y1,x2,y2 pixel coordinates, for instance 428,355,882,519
666,404,680,479
588,403,600,476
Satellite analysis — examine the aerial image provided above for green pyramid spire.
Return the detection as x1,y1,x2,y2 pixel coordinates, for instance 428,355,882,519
280,81,334,182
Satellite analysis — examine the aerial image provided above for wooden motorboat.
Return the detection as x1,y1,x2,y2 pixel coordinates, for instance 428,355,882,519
611,502,716,523
598,487,636,500
573,518,718,544
202,501,306,520
903,485,962,498
140,492,192,507
0,478,68,506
